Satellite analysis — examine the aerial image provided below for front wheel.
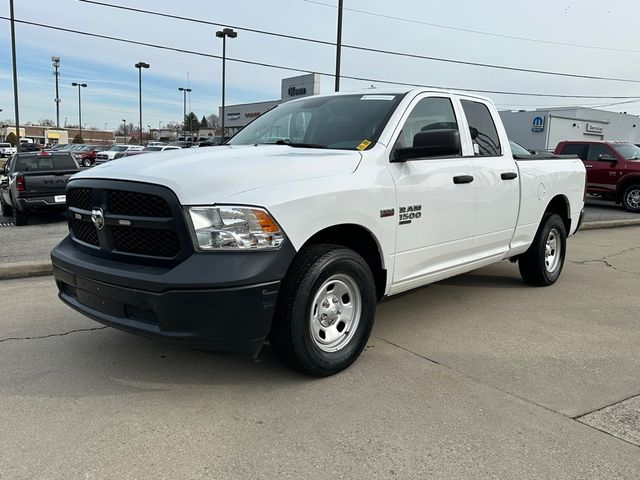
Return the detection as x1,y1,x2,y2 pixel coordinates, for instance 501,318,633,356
270,244,376,377
518,213,567,286
622,184,640,213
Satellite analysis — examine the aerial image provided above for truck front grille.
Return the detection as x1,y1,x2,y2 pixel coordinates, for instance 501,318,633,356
66,182,187,262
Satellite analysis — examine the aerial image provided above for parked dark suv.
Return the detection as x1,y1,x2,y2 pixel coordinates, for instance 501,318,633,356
554,141,640,212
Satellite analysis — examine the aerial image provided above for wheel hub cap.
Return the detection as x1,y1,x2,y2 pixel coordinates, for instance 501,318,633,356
627,189,640,209
544,228,561,273
310,274,362,353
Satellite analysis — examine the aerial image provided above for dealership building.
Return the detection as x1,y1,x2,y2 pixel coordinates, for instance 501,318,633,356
219,73,321,135
0,124,113,146
499,107,640,152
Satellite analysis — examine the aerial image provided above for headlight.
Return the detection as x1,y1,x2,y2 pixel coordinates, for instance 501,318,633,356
187,206,285,250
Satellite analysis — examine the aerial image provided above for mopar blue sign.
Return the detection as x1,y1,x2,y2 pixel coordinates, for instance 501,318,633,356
532,116,545,132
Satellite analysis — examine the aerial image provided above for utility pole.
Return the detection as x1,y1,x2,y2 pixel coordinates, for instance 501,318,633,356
216,28,237,139
334,0,344,92
178,87,191,139
9,0,21,148
52,56,61,128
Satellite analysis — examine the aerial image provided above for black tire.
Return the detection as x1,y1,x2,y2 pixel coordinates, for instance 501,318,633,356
12,208,28,226
270,244,376,377
518,213,567,286
621,184,640,213
0,197,12,217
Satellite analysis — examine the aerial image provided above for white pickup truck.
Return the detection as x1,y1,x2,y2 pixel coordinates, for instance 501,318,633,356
51,88,586,376
0,143,17,158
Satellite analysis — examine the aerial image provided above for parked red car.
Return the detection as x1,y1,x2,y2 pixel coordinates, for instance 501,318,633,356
73,145,109,167
554,141,640,212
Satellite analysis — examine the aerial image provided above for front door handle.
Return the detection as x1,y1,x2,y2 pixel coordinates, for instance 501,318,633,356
501,172,518,180
453,175,474,184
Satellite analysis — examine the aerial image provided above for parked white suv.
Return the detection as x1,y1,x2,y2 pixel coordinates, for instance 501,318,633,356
95,145,144,163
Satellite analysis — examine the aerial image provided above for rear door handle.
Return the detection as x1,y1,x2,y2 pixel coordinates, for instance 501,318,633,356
501,172,518,180
453,175,474,184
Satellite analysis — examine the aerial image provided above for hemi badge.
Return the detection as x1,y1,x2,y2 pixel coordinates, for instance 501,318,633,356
380,208,395,218
74,213,81,220
118,219,132,226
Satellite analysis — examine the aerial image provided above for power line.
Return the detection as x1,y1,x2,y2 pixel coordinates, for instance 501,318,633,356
76,0,640,84
496,98,640,112
2,15,639,99
303,0,640,55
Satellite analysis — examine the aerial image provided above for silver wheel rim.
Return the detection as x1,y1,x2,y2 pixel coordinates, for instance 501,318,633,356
544,228,561,273
626,188,640,209
309,273,361,353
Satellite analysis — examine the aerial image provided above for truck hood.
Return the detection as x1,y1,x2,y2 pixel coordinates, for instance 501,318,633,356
72,145,362,204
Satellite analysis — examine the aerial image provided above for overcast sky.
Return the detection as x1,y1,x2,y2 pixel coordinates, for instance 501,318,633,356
1,0,639,131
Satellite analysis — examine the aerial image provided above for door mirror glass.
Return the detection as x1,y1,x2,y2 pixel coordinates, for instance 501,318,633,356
393,129,461,162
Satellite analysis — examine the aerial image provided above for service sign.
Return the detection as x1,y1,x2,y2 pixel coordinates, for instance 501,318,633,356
532,116,545,132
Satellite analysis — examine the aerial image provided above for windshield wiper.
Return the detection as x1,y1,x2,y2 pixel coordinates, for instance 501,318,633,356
266,139,327,149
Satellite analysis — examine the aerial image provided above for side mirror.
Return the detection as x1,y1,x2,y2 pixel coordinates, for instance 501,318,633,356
393,129,461,162
598,153,617,162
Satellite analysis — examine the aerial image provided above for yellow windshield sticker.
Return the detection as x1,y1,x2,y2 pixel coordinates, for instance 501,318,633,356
357,140,372,151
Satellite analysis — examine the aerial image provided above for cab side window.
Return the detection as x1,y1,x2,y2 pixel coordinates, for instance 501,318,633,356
395,97,459,151
587,144,613,161
461,100,502,156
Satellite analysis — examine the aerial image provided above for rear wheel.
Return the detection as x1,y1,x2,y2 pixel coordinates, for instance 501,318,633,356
12,208,28,226
270,244,376,377
519,213,567,286
622,184,640,213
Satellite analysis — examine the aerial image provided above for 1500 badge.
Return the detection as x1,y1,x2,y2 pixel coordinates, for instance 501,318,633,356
399,205,422,225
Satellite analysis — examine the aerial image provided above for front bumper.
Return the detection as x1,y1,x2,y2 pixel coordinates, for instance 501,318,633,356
51,235,295,356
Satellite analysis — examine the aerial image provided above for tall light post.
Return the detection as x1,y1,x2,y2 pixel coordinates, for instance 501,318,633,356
335,0,344,92
122,119,127,145
71,82,87,139
104,122,108,131
178,87,191,139
9,0,21,148
52,56,61,127
134,61,149,145
215,28,237,138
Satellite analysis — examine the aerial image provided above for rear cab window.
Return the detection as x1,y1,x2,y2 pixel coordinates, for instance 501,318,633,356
559,143,587,160
14,153,78,172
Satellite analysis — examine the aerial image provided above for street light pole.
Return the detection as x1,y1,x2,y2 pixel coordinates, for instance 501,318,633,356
9,0,21,148
335,0,344,92
215,28,237,139
52,56,61,128
122,119,127,145
134,61,150,145
178,87,191,140
71,82,87,139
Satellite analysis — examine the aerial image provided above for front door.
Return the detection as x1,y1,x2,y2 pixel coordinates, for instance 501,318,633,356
387,95,475,290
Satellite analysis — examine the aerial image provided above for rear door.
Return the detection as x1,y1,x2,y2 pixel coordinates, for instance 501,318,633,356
387,94,475,287
459,98,519,259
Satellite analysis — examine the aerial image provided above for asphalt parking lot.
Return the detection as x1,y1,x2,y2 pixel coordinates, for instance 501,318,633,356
0,226,639,479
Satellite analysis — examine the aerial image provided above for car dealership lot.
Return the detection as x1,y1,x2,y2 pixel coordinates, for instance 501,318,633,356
0,227,638,479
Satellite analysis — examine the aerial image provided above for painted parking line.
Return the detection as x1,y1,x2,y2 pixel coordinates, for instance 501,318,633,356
0,222,15,227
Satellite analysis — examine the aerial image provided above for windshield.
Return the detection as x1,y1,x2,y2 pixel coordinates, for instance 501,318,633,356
612,143,640,160
111,146,128,152
228,94,405,150
144,146,163,151
509,140,531,156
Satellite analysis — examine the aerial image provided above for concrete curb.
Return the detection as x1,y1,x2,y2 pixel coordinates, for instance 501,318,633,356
0,219,639,281
580,219,640,230
0,261,52,281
